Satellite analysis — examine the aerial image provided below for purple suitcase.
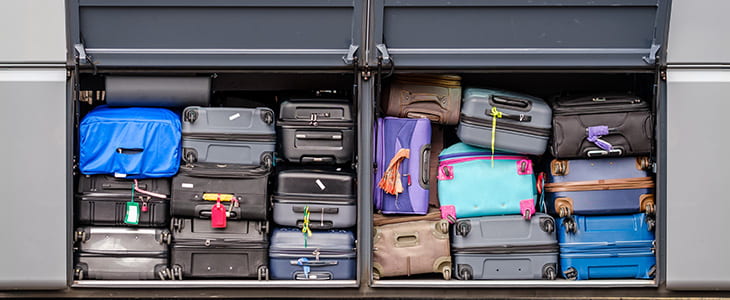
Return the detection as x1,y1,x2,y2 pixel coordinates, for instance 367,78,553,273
544,157,655,218
374,117,431,215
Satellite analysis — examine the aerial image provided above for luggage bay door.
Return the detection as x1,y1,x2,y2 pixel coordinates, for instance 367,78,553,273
368,0,669,69
67,0,363,69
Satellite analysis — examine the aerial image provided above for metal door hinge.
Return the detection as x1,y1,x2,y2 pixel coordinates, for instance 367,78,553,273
642,43,661,65
74,44,88,65
342,45,359,65
376,44,391,65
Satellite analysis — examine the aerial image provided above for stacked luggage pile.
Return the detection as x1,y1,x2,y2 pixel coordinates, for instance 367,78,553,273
373,76,656,281
72,77,357,281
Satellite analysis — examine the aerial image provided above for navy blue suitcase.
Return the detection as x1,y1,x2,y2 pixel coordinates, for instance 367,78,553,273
556,213,656,280
545,157,655,218
269,228,356,280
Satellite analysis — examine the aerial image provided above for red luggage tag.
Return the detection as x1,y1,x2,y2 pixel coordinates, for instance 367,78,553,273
211,199,227,228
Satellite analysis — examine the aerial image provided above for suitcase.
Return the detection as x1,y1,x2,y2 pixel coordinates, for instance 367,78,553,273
374,117,431,215
105,76,211,107
451,213,558,280
181,106,276,168
457,88,552,156
373,207,441,227
78,175,170,197
272,169,356,230
73,227,171,280
551,94,654,158
545,157,656,218
76,196,168,227
373,220,451,280
557,213,656,280
79,106,181,178
429,125,444,207
171,163,270,221
437,143,537,219
278,99,355,164
382,75,462,125
169,218,269,280
269,228,356,280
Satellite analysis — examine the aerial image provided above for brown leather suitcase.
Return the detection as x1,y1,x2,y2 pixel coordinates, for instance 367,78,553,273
383,75,461,125
373,219,452,280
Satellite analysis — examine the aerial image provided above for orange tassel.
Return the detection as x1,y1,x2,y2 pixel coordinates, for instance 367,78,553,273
378,148,410,195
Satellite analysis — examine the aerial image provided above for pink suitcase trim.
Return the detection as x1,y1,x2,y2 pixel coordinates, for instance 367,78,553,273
517,159,533,175
520,199,535,220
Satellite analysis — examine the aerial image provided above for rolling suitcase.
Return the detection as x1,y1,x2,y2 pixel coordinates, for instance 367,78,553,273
457,88,552,156
169,218,269,280
79,106,181,178
278,99,355,164
545,157,655,218
76,196,168,227
105,76,211,107
551,94,654,158
269,228,356,280
382,74,462,125
451,213,558,280
437,143,537,219
374,117,431,215
272,169,356,229
556,213,656,280
73,227,171,280
181,106,276,169
373,220,451,280
78,175,171,197
171,163,270,221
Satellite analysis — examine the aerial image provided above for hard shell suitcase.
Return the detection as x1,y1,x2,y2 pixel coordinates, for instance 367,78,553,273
105,76,211,107
457,88,552,156
78,175,171,197
374,117,431,215
450,213,558,280
546,157,655,218
551,94,653,158
272,169,356,230
181,106,276,168
79,106,181,178
383,75,462,125
278,99,354,164
437,143,537,219
559,249,656,280
73,227,171,280
373,220,451,280
429,125,444,207
171,164,270,221
269,228,356,280
170,218,269,280
76,196,168,227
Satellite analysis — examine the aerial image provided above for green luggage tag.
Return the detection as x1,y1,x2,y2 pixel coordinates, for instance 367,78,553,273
125,186,140,225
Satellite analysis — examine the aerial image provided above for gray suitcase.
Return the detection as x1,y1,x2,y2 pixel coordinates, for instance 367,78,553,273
182,106,276,169
451,213,559,280
73,227,171,280
272,169,356,229
457,88,552,156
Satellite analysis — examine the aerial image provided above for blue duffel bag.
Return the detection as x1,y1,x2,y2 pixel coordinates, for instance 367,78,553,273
79,106,181,178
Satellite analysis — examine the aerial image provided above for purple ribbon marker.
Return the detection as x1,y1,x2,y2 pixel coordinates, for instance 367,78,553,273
586,126,613,151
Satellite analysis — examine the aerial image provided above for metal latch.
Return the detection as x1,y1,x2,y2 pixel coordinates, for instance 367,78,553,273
342,44,359,65
643,43,661,64
376,44,391,64
74,44,88,65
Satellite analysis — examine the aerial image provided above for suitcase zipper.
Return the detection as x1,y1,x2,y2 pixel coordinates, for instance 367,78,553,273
439,155,530,166
452,244,559,254
182,133,276,142
460,115,551,137
545,177,654,192
273,195,356,205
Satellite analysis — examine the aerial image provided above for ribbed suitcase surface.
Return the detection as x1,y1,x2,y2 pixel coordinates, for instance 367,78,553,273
76,196,169,227
78,175,171,197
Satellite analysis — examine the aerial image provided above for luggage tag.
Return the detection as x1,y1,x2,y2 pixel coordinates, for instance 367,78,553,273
211,199,227,228
302,206,312,248
124,186,140,225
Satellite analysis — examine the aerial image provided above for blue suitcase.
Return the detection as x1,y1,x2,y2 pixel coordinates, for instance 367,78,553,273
269,228,356,280
557,213,656,280
79,106,181,178
545,157,655,218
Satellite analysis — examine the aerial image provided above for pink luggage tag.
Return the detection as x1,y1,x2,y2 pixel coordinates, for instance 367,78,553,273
211,199,227,228
440,205,457,224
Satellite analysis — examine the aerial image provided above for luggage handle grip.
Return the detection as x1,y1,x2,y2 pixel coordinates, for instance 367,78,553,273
116,147,144,155
199,211,237,218
293,207,339,214
289,260,339,267
297,220,334,230
295,133,343,140
294,272,333,280
394,232,420,247
101,183,146,190
491,95,529,108
420,145,430,187
586,148,623,157
401,92,448,109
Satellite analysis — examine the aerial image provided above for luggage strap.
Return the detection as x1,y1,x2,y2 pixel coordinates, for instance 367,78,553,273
302,206,313,248
544,177,654,192
489,107,502,167
133,179,167,199
586,126,614,151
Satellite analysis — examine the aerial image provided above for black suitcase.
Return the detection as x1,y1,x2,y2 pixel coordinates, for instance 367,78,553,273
78,175,171,197
170,218,269,280
76,196,169,227
551,94,653,158
272,169,356,229
278,99,355,164
171,163,270,221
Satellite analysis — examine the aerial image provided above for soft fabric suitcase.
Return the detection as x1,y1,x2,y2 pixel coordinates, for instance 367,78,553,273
181,106,276,168
73,227,171,280
78,175,171,197
272,169,356,230
169,218,269,280
457,88,552,156
79,106,181,178
545,157,655,218
374,117,431,215
269,228,356,280
105,76,211,107
437,143,537,219
373,220,451,280
450,213,558,280
171,163,270,221
382,75,462,125
551,94,654,158
278,99,355,164
76,195,168,227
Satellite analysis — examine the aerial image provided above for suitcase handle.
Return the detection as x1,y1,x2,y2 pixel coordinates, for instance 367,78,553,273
101,183,146,190
491,95,530,109
289,260,339,267
295,133,343,140
400,91,449,109
293,207,339,214
294,272,333,280
420,145,430,188
199,210,238,218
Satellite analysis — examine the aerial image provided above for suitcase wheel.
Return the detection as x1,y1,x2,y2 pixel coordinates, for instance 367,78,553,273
172,265,183,280
648,265,657,278
540,217,555,234
457,266,473,281
645,203,656,215
262,153,273,170
562,217,577,234
646,217,656,232
261,110,274,125
257,266,269,281
184,109,198,123
542,264,557,280
558,206,571,218
563,267,578,280
171,218,182,232
436,220,450,234
455,220,471,237
73,230,87,243
157,268,171,280
372,268,381,280
160,231,172,245
74,267,84,280
438,262,452,280
522,209,532,220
